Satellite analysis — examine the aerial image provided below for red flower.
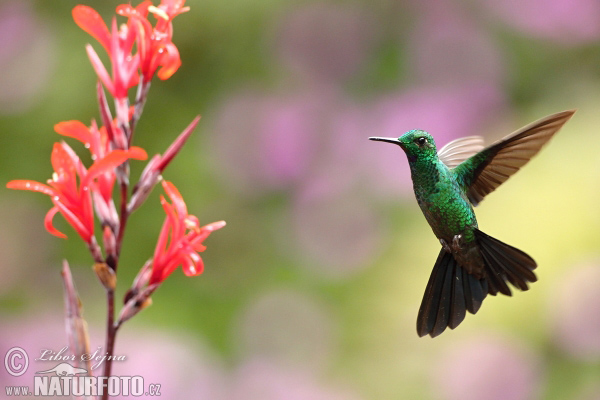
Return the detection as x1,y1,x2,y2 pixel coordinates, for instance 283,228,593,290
150,180,225,284
7,141,147,242
155,0,190,20
73,5,140,99
74,1,188,97
55,119,137,228
55,120,116,203
117,0,188,82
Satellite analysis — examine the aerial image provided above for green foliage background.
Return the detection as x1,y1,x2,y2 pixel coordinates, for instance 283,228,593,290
1,0,599,398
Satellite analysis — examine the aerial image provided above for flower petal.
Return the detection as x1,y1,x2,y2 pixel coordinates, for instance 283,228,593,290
72,5,111,51
181,255,204,277
54,120,93,145
51,142,79,180
156,42,181,80
86,148,148,184
189,220,226,247
86,44,115,96
204,220,227,232
161,180,187,219
152,206,172,264
44,207,68,239
116,1,152,18
159,195,182,239
158,0,190,19
6,180,55,196
128,146,149,160
53,199,93,242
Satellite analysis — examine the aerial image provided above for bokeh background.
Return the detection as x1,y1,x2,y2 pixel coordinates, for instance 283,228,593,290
1,0,600,399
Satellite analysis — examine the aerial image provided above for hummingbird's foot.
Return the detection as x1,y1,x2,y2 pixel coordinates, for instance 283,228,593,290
452,234,464,253
451,233,486,276
440,239,452,253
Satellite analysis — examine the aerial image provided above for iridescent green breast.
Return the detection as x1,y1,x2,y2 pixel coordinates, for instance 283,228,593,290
410,159,478,242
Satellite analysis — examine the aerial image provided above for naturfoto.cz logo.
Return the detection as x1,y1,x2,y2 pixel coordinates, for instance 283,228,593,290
4,347,162,397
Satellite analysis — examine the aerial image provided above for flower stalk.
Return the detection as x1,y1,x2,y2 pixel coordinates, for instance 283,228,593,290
6,2,223,398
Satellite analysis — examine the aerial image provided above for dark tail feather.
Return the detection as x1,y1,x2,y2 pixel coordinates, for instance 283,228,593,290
475,229,537,297
417,231,536,338
462,266,488,314
417,249,488,338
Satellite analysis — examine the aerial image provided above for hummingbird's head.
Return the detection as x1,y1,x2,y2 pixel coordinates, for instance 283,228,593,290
369,130,437,162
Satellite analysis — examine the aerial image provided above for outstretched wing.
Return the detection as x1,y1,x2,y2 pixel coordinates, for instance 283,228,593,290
454,110,576,206
438,136,485,168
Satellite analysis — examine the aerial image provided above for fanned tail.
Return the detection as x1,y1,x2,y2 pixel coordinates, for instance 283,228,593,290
417,249,488,338
417,230,537,338
474,229,537,296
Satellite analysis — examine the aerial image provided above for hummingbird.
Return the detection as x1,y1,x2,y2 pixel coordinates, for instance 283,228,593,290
369,110,575,338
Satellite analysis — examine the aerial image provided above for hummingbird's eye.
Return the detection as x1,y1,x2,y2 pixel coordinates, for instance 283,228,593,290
416,137,427,146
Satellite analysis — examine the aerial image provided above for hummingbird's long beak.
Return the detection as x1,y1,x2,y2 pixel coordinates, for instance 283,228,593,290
369,136,401,145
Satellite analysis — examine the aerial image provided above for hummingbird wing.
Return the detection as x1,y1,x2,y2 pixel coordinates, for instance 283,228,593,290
454,110,575,206
438,136,485,168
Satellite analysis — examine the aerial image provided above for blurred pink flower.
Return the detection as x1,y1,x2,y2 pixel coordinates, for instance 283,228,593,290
408,6,505,88
234,289,336,373
211,88,358,195
212,88,385,277
275,2,377,84
551,261,600,361
0,314,228,399
481,0,600,44
0,1,56,114
0,313,74,398
112,331,227,400
432,335,542,400
229,357,362,400
211,91,302,195
257,94,325,188
366,84,506,198
291,181,381,278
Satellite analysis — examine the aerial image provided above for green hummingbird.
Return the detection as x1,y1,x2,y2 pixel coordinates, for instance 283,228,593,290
369,110,575,337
